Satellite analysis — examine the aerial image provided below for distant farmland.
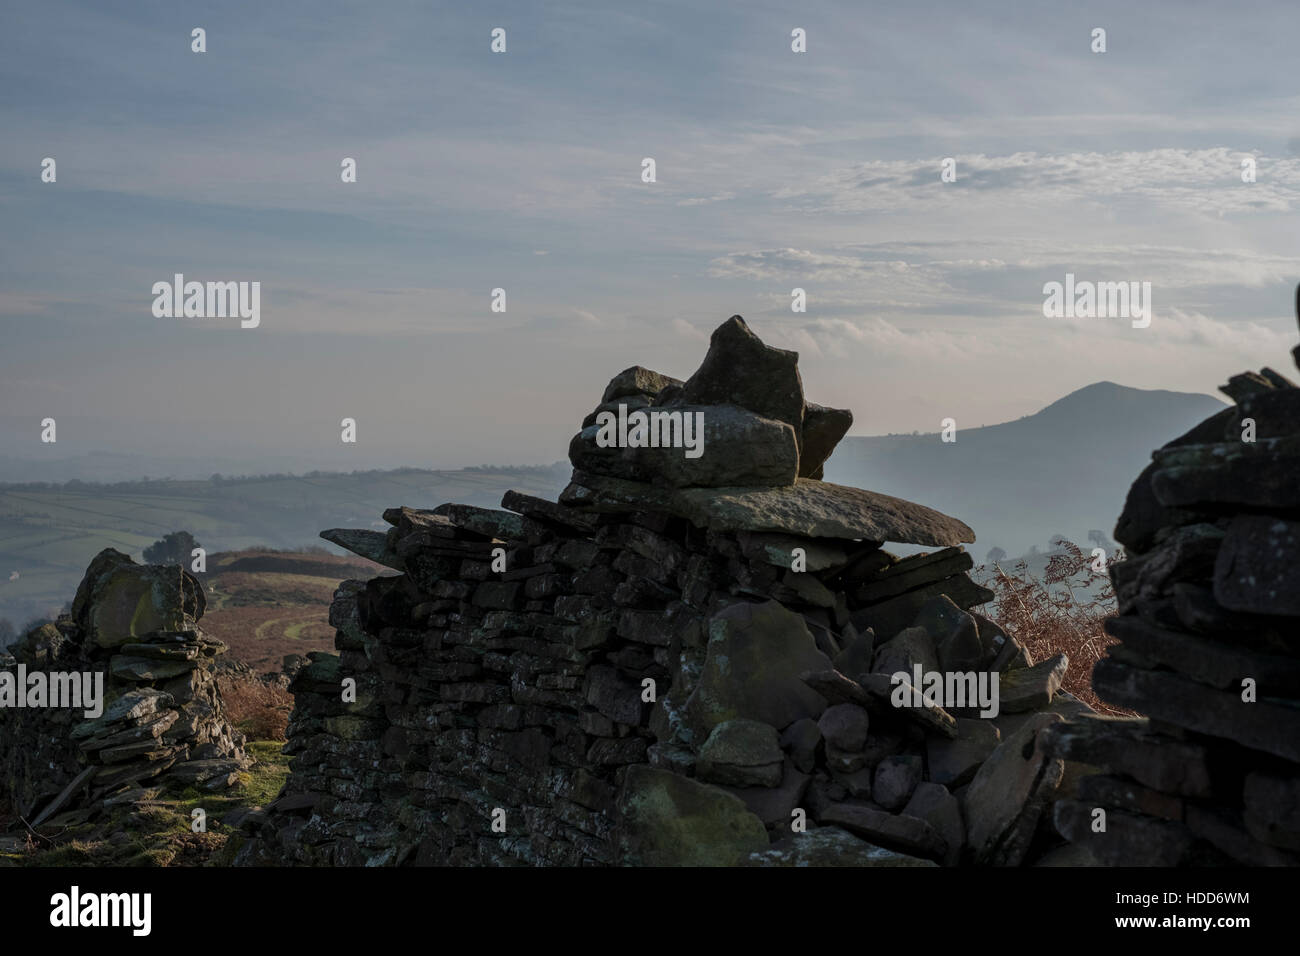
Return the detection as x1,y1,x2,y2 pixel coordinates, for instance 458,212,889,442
198,550,392,673
0,464,567,630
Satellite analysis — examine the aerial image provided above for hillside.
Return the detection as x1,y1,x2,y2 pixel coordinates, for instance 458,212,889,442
198,549,391,674
823,382,1228,556
0,464,567,631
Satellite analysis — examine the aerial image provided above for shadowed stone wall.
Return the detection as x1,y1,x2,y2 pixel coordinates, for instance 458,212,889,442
1048,293,1300,864
0,550,248,827
237,317,1088,867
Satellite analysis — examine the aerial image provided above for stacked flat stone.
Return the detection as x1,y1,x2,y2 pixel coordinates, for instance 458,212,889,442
238,316,1086,867
0,549,249,827
1048,290,1300,865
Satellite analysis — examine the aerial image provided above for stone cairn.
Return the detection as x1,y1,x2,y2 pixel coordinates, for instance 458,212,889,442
1048,291,1300,866
0,549,249,829
238,316,1087,867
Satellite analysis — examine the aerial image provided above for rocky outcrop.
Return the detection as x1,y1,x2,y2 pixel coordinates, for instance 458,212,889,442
0,550,249,827
236,315,1082,867
1048,289,1300,865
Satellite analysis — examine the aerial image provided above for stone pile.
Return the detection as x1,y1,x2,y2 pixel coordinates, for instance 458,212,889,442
0,549,249,828
238,315,1090,867
1049,291,1300,865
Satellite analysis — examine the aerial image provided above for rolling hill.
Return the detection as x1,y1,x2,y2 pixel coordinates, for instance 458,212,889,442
822,381,1228,558
0,381,1228,632
0,464,568,631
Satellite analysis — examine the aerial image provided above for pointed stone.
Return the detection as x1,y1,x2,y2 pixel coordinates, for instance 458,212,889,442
801,402,853,479
673,316,806,444
320,528,403,570
603,366,683,403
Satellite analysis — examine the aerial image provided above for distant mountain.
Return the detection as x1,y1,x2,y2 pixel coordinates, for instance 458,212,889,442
822,382,1228,557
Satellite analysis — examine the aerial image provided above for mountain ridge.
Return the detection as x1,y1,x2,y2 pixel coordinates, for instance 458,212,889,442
824,380,1227,556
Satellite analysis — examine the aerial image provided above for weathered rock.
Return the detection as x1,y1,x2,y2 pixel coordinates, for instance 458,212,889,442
1093,658,1300,765
872,626,939,678
800,668,870,708
1115,523,1223,614
854,549,974,604
71,550,201,648
563,471,976,547
873,754,922,810
832,624,875,678
969,611,1009,665
936,615,985,674
819,802,947,861
783,570,837,608
721,760,810,827
602,366,682,403
998,653,1068,713
851,574,993,643
800,403,853,479
674,479,976,545
1038,715,1213,798
1106,615,1300,694
748,826,937,866
559,470,677,514
1242,772,1300,851
321,528,403,570
617,765,769,866
1077,774,1185,823
1184,803,1300,866
501,489,599,534
779,718,822,774
431,503,541,542
1214,514,1300,616
569,404,800,488
110,655,198,682
1150,435,1300,511
672,316,806,443
71,688,174,738
1053,800,1198,867
736,531,849,571
926,718,1000,788
962,712,1064,866
696,719,784,788
857,672,959,738
684,601,831,739
835,766,875,799
817,703,870,753
904,782,965,866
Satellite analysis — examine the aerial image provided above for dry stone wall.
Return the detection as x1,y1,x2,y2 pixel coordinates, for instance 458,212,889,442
237,316,1090,867
0,549,249,826
1048,291,1300,865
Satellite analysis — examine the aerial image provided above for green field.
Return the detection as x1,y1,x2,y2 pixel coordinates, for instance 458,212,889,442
0,465,568,630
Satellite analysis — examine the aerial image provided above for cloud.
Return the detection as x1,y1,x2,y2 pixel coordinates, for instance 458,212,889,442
671,318,709,342
773,148,1300,217
676,192,736,207
708,241,1300,322
1155,308,1298,355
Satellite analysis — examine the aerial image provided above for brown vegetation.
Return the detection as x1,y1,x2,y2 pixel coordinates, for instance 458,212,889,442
216,674,293,741
978,540,1137,717
199,552,360,674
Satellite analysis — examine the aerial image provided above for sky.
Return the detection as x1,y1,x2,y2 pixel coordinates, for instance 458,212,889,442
2,0,1299,476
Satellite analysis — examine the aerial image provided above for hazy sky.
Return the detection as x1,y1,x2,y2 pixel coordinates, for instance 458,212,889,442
2,0,1299,475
